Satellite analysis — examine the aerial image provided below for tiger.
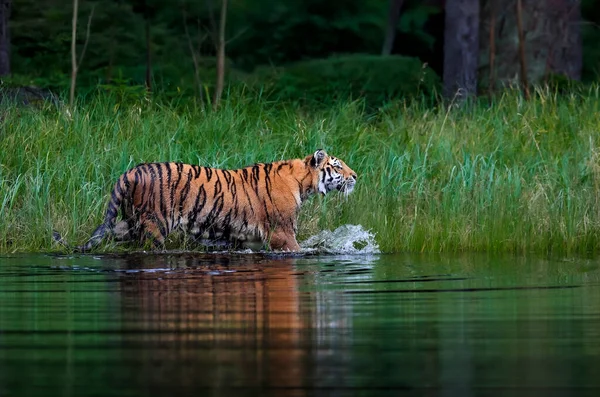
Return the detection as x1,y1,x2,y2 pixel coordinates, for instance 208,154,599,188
53,149,357,252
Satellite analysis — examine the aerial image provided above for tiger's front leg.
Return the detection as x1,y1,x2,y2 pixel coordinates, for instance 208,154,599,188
268,229,301,252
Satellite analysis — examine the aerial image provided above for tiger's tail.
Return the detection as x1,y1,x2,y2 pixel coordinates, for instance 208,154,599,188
53,173,129,252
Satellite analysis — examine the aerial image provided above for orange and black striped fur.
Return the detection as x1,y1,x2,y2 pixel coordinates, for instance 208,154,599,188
53,150,357,252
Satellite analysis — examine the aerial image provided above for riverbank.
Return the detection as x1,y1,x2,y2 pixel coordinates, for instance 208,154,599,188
1,88,600,254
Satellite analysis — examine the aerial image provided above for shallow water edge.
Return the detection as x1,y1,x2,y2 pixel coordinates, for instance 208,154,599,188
1,252,600,396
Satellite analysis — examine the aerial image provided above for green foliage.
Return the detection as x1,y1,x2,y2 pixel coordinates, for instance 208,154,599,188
226,0,389,69
398,3,440,51
545,73,586,94
96,76,148,103
7,0,446,92
251,55,440,105
10,0,146,88
2,88,600,254
7,0,598,94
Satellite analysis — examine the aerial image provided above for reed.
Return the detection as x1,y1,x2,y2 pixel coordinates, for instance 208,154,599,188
1,87,600,254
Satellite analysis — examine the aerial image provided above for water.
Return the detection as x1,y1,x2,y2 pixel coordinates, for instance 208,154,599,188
1,252,600,396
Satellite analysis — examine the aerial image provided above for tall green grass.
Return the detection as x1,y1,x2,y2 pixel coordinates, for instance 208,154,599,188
1,87,600,254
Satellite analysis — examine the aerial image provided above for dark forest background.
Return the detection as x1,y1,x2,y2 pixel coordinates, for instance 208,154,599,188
0,0,599,104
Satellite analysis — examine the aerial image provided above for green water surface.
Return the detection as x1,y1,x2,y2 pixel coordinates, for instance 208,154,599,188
1,253,599,396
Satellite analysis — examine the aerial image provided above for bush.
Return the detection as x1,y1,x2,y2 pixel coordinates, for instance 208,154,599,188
251,54,440,105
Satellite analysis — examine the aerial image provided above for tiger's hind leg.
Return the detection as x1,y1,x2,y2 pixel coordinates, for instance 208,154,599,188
112,221,135,242
139,217,167,250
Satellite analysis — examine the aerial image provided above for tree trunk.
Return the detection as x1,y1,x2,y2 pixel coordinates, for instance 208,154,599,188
479,0,582,87
0,0,10,76
107,28,115,83
443,0,480,99
145,19,151,91
182,10,205,104
143,0,152,92
381,0,404,56
488,0,496,96
213,0,227,110
70,0,79,108
516,0,530,98
545,0,582,80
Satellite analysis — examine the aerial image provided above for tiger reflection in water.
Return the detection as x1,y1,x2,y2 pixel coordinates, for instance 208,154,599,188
116,254,314,392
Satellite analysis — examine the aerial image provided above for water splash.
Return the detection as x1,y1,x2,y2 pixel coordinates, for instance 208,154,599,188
300,224,380,254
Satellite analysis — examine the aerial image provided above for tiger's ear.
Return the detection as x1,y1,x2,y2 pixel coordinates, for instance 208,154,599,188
310,149,327,168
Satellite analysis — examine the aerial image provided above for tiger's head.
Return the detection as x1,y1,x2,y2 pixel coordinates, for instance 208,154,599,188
306,149,357,196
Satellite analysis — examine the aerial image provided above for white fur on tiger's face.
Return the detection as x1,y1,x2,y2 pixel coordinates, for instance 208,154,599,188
313,152,357,196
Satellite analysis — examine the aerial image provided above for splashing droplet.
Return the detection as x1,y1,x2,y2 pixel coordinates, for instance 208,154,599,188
300,224,380,254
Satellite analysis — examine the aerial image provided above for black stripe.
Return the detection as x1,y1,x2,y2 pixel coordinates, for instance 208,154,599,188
178,167,193,218
230,178,237,205
252,165,260,196
130,170,139,200
122,173,131,194
222,170,232,185
214,173,222,197
114,177,124,197
110,189,120,206
106,206,118,219
300,173,311,185
205,167,213,181
241,209,248,229
203,194,224,229
263,163,273,203
174,163,184,190
166,163,174,228
147,163,158,218
132,168,141,204
239,176,255,215
223,169,237,194
187,185,207,231
172,163,184,226
136,165,150,213
227,171,238,218
152,216,168,239
233,191,239,219
262,200,272,229
192,165,202,179
222,210,232,230
296,179,304,198
166,163,173,202
156,163,168,228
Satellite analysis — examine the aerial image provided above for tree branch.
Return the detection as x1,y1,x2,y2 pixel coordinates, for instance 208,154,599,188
488,0,496,96
182,8,205,103
213,0,227,110
77,5,95,70
516,0,530,99
69,0,79,108
381,0,404,56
